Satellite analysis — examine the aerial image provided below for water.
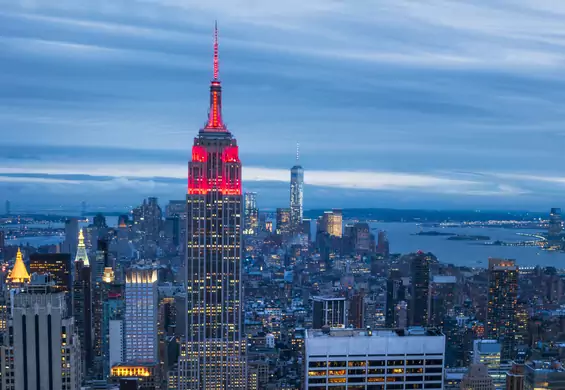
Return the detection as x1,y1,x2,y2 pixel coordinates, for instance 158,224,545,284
7,236,64,247
370,222,565,267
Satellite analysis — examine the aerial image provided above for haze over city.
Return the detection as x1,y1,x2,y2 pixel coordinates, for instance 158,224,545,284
2,0,565,209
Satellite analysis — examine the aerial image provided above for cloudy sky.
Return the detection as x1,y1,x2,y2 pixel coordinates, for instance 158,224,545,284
2,0,565,211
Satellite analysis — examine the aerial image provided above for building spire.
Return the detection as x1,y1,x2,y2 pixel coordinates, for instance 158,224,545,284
9,247,30,284
204,21,226,131
296,142,300,163
213,20,219,81
74,228,90,266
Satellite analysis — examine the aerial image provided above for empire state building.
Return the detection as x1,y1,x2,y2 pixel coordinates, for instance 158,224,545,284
180,24,246,389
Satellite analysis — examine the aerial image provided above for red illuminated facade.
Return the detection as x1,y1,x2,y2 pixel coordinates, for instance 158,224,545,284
181,23,246,389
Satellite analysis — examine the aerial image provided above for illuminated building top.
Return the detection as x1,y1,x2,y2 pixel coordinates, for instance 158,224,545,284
74,228,89,266
203,21,226,132
9,248,30,283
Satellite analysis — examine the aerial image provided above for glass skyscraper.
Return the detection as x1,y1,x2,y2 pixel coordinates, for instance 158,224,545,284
289,148,304,234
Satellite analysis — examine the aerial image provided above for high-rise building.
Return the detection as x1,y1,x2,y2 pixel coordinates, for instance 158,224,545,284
487,258,518,361
385,268,406,328
460,364,495,390
304,327,445,389
429,275,457,327
244,192,259,235
101,274,125,378
5,200,10,215
180,24,246,389
410,251,431,327
62,218,79,256
548,208,563,247
125,268,158,363
13,274,82,390
289,146,304,234
348,291,365,328
0,231,5,259
29,253,72,293
312,296,347,329
320,209,342,238
73,231,93,372
276,208,291,235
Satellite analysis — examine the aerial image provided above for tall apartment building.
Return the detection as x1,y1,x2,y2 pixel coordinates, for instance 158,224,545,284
312,296,347,329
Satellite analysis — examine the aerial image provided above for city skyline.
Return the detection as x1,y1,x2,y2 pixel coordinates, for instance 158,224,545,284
3,1,565,209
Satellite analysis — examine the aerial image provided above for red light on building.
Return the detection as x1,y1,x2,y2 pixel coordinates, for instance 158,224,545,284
222,146,239,163
192,145,207,162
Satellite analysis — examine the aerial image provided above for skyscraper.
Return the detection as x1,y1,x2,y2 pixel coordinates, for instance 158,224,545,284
181,23,246,389
410,251,431,327
244,192,259,235
460,364,495,390
289,145,304,234
276,208,291,235
125,267,158,363
319,209,343,238
62,218,79,257
487,258,518,361
312,296,347,329
13,274,82,390
73,230,93,373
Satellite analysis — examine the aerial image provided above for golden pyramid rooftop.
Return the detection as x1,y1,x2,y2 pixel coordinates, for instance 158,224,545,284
9,248,30,283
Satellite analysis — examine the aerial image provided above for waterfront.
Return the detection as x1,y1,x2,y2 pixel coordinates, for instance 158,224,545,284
371,222,565,268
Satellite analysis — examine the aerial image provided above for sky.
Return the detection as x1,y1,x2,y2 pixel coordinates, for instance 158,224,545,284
2,0,565,212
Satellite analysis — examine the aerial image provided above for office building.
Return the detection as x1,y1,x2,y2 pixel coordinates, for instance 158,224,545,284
312,296,347,329
244,192,259,235
13,274,82,390
62,218,79,256
73,247,93,371
289,147,304,234
276,208,291,235
102,280,125,378
0,231,5,259
29,253,72,293
181,24,246,389
460,364,495,390
524,361,565,389
111,363,161,389
410,251,431,327
548,207,562,240
319,209,342,238
125,267,158,363
348,291,365,328
429,275,457,327
487,258,518,360
385,269,406,328
473,340,501,369
304,327,445,389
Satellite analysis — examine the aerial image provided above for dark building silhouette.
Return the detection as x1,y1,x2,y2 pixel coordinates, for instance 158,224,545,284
386,268,406,328
410,251,431,327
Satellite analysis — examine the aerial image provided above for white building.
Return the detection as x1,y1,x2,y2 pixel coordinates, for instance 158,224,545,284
125,267,158,363
109,319,124,368
305,327,445,389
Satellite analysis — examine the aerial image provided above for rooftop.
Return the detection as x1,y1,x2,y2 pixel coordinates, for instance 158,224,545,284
307,327,443,339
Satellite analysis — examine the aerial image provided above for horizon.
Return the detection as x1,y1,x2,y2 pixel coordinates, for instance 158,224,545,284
2,1,565,209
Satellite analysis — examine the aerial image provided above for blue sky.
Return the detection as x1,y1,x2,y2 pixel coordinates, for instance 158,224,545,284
2,0,565,211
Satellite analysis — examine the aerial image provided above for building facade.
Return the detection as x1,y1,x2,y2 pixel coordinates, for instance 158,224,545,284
486,258,518,361
180,24,246,389
125,268,158,363
312,296,347,329
12,275,82,390
244,192,259,235
305,327,445,389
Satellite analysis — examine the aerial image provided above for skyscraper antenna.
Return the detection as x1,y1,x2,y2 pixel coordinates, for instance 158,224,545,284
213,20,219,80
296,142,300,163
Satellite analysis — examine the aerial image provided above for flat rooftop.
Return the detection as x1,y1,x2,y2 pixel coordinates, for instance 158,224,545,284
307,327,443,339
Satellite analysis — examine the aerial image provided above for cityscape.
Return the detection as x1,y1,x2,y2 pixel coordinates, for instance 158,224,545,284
4,3,565,390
